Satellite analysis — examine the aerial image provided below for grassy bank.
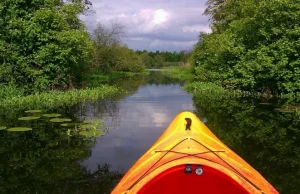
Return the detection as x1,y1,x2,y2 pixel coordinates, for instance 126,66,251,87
184,82,300,102
184,82,267,98
161,66,192,81
0,85,123,112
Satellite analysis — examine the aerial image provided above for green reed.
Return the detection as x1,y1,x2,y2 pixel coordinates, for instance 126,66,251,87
0,85,123,112
184,82,300,100
162,66,192,81
0,84,25,99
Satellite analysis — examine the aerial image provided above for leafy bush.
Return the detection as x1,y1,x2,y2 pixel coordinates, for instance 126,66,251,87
0,0,94,92
191,0,300,94
95,45,144,73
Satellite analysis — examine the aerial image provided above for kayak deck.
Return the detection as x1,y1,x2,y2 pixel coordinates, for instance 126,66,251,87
112,112,278,194
138,164,250,194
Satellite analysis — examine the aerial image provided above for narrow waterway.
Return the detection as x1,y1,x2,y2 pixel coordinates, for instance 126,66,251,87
0,71,298,194
83,82,194,173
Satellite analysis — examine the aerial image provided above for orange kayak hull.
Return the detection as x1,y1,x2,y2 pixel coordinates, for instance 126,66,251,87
112,112,278,194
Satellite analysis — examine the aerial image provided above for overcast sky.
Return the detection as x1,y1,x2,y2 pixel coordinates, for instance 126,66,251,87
81,0,210,52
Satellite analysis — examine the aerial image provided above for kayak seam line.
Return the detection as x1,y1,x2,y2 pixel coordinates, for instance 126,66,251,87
127,137,263,193
126,137,189,191
127,152,253,193
154,150,226,155
190,138,263,193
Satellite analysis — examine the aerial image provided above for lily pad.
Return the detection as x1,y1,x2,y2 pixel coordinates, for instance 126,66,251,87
43,114,62,118
8,127,32,132
79,130,104,138
50,118,72,123
83,119,104,124
0,126,7,130
274,108,295,113
25,110,42,113
259,103,272,105
79,124,95,129
18,116,40,121
61,123,81,127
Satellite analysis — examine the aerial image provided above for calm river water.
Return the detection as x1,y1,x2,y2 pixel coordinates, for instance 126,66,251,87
0,71,298,194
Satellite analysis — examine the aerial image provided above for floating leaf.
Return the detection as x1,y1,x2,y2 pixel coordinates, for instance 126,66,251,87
274,108,295,113
25,110,42,113
83,119,104,124
0,126,7,130
50,118,72,123
8,127,32,132
79,124,94,129
18,116,40,121
61,123,81,127
43,113,62,118
259,103,272,105
79,130,104,137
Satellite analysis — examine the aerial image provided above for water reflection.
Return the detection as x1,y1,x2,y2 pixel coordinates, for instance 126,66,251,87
192,95,300,194
82,83,194,173
0,71,193,193
0,71,298,193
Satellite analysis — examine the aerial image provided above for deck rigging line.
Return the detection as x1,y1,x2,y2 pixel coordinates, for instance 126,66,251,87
126,137,264,193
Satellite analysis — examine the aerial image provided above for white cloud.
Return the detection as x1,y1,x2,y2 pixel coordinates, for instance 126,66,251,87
82,0,210,51
153,9,170,25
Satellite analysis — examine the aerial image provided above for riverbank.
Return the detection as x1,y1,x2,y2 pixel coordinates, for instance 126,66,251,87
160,66,192,81
0,85,123,113
0,70,155,113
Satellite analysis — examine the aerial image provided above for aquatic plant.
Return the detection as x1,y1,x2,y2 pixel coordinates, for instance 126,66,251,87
74,117,107,138
61,123,81,127
7,127,32,132
50,118,72,123
0,84,25,99
43,114,62,118
83,119,104,124
25,110,43,113
0,85,122,113
80,124,94,129
184,82,283,99
274,105,300,113
18,116,40,121
79,130,104,138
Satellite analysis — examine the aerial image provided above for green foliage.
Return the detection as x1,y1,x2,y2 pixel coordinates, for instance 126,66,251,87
92,22,144,73
95,44,144,73
153,55,165,68
162,66,193,81
0,85,122,113
192,0,300,94
139,52,155,68
0,114,122,193
0,84,25,99
0,0,94,92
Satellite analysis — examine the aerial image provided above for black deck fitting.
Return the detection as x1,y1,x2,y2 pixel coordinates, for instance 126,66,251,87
185,118,192,130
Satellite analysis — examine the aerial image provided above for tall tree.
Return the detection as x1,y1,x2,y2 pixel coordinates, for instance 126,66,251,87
93,22,125,47
192,0,300,93
0,0,94,91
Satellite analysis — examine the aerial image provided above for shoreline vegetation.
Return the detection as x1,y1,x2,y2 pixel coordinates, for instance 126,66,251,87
0,1,188,112
1,0,299,112
184,82,300,100
189,0,300,95
0,85,122,113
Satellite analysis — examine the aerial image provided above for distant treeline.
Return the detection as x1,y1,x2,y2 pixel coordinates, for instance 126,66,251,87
136,50,191,68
